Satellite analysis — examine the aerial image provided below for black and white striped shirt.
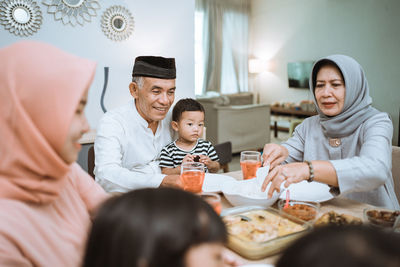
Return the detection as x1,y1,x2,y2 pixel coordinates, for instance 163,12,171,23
159,139,219,171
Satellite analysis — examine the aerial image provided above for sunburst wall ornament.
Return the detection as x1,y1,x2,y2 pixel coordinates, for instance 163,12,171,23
0,0,42,37
42,0,100,26
101,5,134,42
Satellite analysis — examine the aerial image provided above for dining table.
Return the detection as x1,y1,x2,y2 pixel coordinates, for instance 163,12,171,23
220,170,375,266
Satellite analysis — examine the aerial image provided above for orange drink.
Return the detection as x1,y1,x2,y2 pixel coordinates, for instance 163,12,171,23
181,171,205,193
201,193,222,215
181,162,205,193
240,161,262,180
240,151,262,180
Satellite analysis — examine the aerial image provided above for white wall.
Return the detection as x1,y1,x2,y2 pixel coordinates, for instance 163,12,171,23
250,0,400,145
0,0,195,129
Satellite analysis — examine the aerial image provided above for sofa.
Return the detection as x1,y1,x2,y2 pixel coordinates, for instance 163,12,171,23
197,92,270,153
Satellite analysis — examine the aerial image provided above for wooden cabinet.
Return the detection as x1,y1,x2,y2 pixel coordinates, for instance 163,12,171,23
270,106,317,137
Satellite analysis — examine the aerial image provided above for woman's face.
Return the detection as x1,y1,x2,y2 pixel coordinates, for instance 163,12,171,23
315,65,346,116
184,242,225,267
59,90,90,164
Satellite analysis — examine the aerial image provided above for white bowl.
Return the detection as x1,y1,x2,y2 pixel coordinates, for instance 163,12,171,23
221,179,280,208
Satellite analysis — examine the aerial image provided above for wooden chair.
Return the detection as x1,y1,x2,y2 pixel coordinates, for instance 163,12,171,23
88,144,95,179
214,141,232,173
392,146,400,202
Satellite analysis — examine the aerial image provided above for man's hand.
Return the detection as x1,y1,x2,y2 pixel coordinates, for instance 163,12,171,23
160,174,183,188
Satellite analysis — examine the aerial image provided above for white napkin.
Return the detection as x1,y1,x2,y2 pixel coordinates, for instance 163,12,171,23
233,165,270,198
255,165,269,188
254,165,288,197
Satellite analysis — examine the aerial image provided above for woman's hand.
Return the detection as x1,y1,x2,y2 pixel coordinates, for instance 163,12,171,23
261,162,309,198
262,143,289,169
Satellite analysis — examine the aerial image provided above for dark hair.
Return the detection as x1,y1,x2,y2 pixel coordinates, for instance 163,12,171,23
276,225,400,267
82,188,227,267
311,59,345,89
172,98,205,122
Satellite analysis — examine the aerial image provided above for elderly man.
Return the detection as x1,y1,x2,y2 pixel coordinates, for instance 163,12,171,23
94,56,181,192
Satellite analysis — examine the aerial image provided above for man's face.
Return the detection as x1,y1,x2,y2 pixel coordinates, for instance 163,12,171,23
130,77,176,124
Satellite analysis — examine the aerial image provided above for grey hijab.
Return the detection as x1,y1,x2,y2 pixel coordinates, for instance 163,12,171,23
309,55,379,138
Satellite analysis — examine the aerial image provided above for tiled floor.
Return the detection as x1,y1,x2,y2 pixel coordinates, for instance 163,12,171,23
227,130,289,172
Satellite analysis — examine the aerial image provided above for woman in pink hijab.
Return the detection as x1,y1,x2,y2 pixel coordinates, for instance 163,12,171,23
0,41,108,266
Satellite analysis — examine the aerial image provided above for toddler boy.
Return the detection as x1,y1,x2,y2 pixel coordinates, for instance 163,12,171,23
159,98,220,174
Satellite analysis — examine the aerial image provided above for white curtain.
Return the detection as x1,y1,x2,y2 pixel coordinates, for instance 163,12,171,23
195,0,249,95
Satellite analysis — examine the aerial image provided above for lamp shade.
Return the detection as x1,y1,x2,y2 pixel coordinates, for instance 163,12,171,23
248,59,270,73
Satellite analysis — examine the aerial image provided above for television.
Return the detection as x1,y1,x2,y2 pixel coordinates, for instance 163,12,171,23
287,61,315,89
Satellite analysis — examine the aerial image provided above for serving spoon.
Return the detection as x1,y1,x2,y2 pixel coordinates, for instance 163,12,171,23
283,190,290,209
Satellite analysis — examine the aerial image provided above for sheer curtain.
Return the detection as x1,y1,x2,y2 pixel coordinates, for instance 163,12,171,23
195,0,249,95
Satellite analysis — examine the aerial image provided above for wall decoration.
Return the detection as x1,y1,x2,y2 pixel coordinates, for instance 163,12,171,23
101,5,134,42
0,0,42,37
42,0,100,26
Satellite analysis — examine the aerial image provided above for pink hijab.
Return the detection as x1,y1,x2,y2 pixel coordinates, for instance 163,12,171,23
0,41,96,204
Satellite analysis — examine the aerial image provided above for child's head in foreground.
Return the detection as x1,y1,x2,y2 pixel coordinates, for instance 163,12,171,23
83,187,227,267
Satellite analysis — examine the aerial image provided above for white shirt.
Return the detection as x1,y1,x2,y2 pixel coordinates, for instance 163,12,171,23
94,100,174,192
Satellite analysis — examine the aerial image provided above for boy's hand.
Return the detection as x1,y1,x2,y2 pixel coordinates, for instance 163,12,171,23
182,154,194,164
198,155,211,166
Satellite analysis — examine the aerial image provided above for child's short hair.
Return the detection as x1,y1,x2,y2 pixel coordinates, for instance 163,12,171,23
172,98,205,122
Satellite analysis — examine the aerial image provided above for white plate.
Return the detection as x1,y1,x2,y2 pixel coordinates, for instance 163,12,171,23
202,173,236,193
280,180,333,203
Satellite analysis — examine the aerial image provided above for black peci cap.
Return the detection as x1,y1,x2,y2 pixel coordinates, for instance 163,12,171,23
132,56,176,79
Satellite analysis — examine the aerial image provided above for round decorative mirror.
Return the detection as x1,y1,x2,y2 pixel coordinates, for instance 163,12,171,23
101,5,134,42
43,0,100,26
13,7,31,24
62,0,84,8
112,16,125,32
0,0,42,37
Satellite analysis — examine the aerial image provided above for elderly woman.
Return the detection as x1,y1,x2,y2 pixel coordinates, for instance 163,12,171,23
0,41,108,266
262,55,399,209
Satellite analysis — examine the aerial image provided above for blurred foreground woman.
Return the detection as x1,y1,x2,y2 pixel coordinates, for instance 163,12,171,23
0,41,107,266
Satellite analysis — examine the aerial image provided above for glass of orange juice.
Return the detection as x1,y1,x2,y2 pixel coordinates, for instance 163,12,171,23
180,162,205,193
200,192,222,215
240,151,262,180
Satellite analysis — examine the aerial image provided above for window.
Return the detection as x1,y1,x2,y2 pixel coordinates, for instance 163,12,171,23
195,0,249,96
195,11,204,96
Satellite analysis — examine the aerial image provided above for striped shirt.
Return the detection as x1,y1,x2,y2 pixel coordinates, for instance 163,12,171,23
159,139,219,172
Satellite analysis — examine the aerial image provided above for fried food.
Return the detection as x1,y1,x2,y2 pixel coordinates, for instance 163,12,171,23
314,211,362,226
366,209,400,227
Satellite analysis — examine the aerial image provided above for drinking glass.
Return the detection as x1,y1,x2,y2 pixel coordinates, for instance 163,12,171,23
240,151,262,180
180,162,205,193
200,192,222,215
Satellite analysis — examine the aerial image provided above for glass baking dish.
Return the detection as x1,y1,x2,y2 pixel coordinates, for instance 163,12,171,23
221,205,312,260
